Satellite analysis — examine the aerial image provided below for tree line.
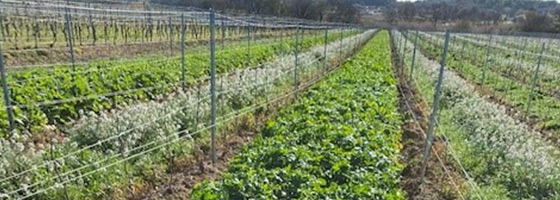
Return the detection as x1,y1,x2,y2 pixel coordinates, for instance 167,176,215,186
149,0,377,23
122,0,560,33
385,0,560,33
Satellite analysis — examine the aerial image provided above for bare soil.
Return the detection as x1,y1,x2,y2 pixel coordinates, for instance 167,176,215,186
4,33,283,69
129,114,266,200
417,43,560,148
462,69,559,146
112,88,297,200
108,34,371,200
390,32,466,200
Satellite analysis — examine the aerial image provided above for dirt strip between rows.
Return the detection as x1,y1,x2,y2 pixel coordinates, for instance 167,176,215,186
415,35,560,147
390,32,466,200
108,32,375,200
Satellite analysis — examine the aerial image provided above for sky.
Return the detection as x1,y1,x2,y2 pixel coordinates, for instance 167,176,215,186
396,0,560,1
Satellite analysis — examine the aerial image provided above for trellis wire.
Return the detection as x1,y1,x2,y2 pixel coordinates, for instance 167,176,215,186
409,30,533,199
394,30,484,199
395,74,468,200
0,29,363,192
2,53,318,198
5,33,360,199
0,2,365,199
419,30,450,182
5,31,348,109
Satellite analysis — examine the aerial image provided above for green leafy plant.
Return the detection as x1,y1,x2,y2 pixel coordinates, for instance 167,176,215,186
0,31,357,136
191,30,404,200
0,31,372,200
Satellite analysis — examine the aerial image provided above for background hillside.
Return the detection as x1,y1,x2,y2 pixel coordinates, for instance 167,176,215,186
105,0,560,33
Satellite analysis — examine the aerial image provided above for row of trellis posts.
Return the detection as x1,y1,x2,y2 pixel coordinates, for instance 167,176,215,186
394,29,547,183
0,7,350,167
0,2,203,49
0,6,550,188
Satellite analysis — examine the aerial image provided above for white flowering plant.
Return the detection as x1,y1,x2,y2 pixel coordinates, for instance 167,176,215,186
394,30,560,199
0,30,375,199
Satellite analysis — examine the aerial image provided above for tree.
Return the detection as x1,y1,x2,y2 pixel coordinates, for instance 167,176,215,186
521,10,553,32
327,0,359,23
148,0,360,23
457,5,479,22
398,2,416,21
429,2,448,28
316,0,329,22
289,0,322,20
356,0,396,7
383,8,398,24
553,6,560,31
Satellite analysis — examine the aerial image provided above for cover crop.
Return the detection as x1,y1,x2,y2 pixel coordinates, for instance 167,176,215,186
415,32,560,142
0,31,355,136
191,30,404,199
395,31,560,199
0,31,373,200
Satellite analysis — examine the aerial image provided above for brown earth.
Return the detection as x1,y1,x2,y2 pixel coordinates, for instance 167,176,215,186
390,31,466,200
107,33,371,200
416,36,560,148
4,32,286,69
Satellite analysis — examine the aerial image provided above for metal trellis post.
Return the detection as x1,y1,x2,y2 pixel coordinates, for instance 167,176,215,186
294,25,300,98
420,30,451,182
0,38,14,131
64,7,76,96
401,30,407,75
209,10,217,164
481,34,493,85
527,42,545,114
221,19,225,50
339,27,343,59
396,29,401,52
180,13,186,92
410,30,418,81
247,24,251,67
34,15,39,48
169,16,173,55
323,26,328,74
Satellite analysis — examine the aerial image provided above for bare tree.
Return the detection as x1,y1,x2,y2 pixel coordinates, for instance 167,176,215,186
398,2,416,21
521,10,553,32
383,8,398,24
429,3,447,28
288,0,314,20
553,6,560,31
327,0,359,23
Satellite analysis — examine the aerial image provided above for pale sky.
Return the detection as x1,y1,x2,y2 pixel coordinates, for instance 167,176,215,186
396,0,560,1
